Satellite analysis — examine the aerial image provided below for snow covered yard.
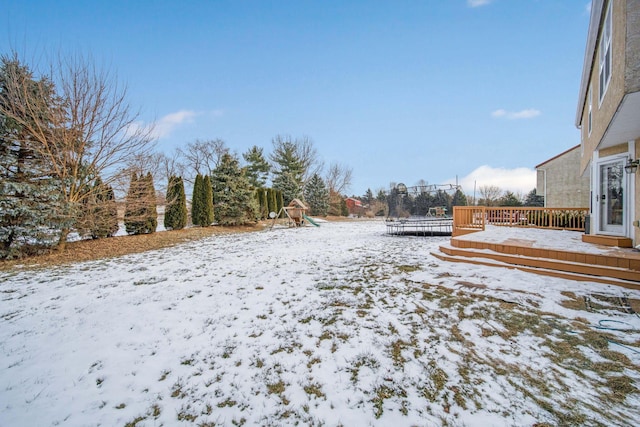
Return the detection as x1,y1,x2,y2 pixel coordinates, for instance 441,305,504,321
1,220,640,426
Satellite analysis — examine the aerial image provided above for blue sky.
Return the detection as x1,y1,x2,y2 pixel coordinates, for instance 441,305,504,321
2,0,592,197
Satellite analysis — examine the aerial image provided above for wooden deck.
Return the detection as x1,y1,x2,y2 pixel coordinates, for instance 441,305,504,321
433,227,640,290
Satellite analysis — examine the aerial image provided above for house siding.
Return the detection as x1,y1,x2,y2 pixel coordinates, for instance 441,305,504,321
536,147,590,208
576,0,640,244
580,0,630,173
625,0,640,92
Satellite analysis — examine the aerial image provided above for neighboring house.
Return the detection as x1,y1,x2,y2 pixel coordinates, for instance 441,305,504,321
575,0,640,245
345,197,363,216
535,145,590,208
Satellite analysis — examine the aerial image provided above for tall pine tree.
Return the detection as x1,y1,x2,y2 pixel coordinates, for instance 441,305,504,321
304,173,330,216
164,176,187,230
124,172,143,234
143,172,157,233
191,173,214,226
0,56,65,258
211,153,258,225
242,145,270,188
124,172,156,234
78,177,118,239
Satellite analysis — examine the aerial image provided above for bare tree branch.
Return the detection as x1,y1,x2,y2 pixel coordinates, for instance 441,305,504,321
325,162,353,196
0,52,155,248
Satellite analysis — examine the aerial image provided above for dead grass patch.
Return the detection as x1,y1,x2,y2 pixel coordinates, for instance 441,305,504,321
0,223,265,271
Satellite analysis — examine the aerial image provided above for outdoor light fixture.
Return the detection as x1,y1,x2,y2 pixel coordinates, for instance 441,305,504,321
625,158,640,174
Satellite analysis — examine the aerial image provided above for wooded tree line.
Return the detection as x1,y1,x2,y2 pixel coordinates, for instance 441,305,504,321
354,185,543,218
0,53,354,259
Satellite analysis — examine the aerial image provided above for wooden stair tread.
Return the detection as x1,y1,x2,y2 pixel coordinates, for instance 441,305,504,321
438,244,640,283
582,234,633,248
431,250,640,290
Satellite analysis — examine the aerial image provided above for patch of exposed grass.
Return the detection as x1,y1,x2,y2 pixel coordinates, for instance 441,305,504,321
304,382,325,399
266,380,286,395
396,264,421,273
390,339,408,367
217,398,237,408
605,375,637,402
158,369,171,381
371,385,395,419
124,416,146,427
349,353,380,384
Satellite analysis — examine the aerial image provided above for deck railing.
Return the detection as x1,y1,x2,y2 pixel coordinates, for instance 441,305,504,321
453,206,589,236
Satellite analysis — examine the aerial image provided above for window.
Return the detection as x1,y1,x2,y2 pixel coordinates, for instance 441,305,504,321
599,0,612,102
588,84,592,135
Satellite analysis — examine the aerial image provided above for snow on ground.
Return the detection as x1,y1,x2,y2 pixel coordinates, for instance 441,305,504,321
1,220,640,426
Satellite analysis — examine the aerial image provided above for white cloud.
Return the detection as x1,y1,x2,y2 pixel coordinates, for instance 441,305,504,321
153,110,198,139
446,165,536,195
125,110,202,141
491,108,541,120
467,0,493,7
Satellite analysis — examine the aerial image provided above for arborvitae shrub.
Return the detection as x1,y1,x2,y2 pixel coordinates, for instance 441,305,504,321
165,176,187,230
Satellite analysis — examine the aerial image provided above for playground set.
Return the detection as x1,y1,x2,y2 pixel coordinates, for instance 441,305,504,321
270,198,320,229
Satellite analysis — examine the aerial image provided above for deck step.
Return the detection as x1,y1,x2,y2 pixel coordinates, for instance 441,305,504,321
450,238,640,271
437,244,640,285
582,234,633,248
432,248,640,290
431,250,640,290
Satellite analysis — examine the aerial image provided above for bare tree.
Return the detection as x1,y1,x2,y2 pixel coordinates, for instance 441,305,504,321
325,162,353,196
478,185,503,207
178,138,228,182
0,52,155,249
296,135,323,183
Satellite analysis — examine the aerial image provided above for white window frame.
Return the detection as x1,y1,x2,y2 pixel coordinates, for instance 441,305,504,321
588,84,592,136
598,0,612,104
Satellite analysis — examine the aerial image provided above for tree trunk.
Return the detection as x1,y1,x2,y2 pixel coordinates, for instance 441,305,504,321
57,228,70,251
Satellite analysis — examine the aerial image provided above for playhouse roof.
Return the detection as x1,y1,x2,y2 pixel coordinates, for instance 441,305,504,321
288,198,309,210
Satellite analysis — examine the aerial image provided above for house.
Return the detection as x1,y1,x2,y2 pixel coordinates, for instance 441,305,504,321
575,0,640,246
345,197,363,216
535,145,590,208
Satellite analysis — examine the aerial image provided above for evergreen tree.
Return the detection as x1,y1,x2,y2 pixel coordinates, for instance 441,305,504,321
269,135,319,203
273,171,302,206
191,174,203,226
202,175,214,225
267,188,277,216
100,183,119,237
304,173,330,216
276,190,284,217
143,172,158,233
413,192,434,216
499,191,523,207
524,188,544,207
363,188,374,207
340,197,349,216
78,177,118,239
432,190,452,214
242,145,270,188
164,176,188,230
259,188,268,219
452,189,468,207
124,172,144,234
192,173,214,227
0,56,65,258
124,172,156,235
211,153,258,225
